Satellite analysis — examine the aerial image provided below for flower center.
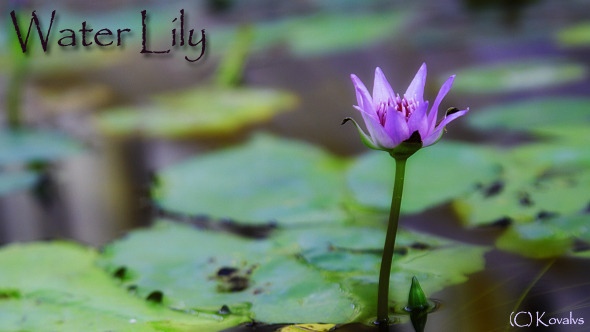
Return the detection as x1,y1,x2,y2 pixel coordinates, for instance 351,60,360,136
394,94,419,119
376,94,419,126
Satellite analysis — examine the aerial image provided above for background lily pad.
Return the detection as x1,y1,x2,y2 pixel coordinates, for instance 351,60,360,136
95,87,298,138
0,171,40,196
555,21,590,47
0,129,81,166
467,98,590,132
530,124,590,143
496,214,590,258
346,142,500,214
0,242,248,332
453,155,590,227
210,10,408,58
447,60,587,94
102,221,488,324
152,134,351,226
281,11,408,57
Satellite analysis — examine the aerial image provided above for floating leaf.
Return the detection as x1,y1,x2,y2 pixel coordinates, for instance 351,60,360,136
556,21,590,47
505,142,590,171
448,60,587,94
453,161,590,227
152,134,350,226
102,221,488,324
210,11,408,58
467,98,590,131
0,242,248,331
281,11,408,57
95,87,298,138
0,171,39,196
0,129,81,167
496,220,573,258
102,221,358,323
275,226,487,323
454,134,590,228
530,124,590,144
496,214,590,258
346,142,500,214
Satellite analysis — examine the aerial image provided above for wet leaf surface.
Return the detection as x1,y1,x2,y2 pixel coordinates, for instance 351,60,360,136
495,214,590,258
152,134,351,226
555,21,590,47
0,171,39,196
102,221,359,323
0,129,81,167
447,60,587,94
102,221,488,324
95,87,298,138
210,11,408,58
346,142,500,214
467,98,590,132
0,242,248,331
454,164,590,226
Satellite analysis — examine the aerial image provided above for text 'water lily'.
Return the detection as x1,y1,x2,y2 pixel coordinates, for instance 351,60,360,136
345,63,469,153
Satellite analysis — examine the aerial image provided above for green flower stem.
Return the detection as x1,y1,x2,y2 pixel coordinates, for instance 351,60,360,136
377,156,408,324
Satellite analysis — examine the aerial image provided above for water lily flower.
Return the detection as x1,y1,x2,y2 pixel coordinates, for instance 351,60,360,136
342,63,470,325
345,63,468,152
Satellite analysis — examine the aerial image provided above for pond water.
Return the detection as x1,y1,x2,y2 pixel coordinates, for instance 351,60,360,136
1,0,590,331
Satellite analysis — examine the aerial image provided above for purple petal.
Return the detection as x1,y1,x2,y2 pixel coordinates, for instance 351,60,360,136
351,74,376,118
422,108,469,147
427,75,455,135
407,101,430,140
354,105,396,149
405,63,427,102
354,105,378,139
384,109,410,147
362,111,396,148
373,67,395,105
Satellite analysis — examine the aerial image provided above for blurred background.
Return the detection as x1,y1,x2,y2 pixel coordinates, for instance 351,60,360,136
1,0,590,331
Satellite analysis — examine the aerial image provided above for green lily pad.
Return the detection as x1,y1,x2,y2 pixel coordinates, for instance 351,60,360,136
0,129,81,167
152,134,350,226
346,142,500,214
210,11,408,58
530,125,590,144
555,21,590,47
454,133,590,228
0,242,248,331
467,98,590,132
0,171,39,196
453,160,590,227
102,221,358,323
496,214,590,259
505,142,590,171
102,221,488,324
448,60,587,94
95,87,298,138
281,11,408,57
272,226,487,322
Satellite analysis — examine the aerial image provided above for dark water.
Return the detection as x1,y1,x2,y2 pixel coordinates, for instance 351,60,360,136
1,0,590,331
